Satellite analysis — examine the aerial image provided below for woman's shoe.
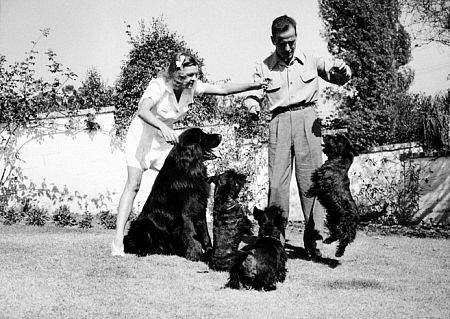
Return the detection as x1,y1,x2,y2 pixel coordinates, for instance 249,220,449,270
111,240,125,257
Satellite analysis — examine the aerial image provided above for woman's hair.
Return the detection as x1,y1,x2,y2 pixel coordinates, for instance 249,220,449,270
162,51,200,81
271,15,297,36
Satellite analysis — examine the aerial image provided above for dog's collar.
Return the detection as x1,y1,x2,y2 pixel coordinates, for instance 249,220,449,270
222,198,238,210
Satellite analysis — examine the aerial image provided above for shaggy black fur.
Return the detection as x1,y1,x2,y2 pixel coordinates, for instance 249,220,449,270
226,205,287,291
306,134,359,257
207,170,254,271
124,128,221,261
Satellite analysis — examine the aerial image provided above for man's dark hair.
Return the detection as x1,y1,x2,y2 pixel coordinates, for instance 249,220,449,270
271,15,297,36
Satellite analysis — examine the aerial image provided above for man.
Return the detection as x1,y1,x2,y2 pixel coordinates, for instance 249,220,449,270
244,15,351,258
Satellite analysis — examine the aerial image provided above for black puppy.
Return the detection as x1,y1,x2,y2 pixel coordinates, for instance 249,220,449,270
207,170,254,271
124,128,221,261
226,205,287,291
306,134,359,257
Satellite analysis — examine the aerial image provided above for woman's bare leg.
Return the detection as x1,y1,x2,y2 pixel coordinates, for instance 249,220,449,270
112,166,143,254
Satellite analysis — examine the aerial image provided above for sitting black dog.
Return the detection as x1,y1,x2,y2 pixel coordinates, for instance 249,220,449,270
306,134,359,257
207,169,254,271
124,128,221,261
226,205,287,291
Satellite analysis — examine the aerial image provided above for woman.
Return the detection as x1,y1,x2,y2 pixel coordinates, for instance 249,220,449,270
111,51,267,256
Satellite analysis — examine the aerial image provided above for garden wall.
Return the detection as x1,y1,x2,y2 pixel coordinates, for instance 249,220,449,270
4,107,449,224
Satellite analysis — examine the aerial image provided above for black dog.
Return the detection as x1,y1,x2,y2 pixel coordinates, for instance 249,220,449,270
124,128,221,261
306,134,359,257
207,169,254,271
226,205,287,291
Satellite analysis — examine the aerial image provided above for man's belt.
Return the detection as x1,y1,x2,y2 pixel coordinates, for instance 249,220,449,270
271,102,316,119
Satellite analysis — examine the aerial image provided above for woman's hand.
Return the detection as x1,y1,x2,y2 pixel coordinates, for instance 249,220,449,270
159,124,179,144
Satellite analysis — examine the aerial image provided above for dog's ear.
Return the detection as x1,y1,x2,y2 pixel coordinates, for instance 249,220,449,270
206,174,219,184
269,206,285,230
253,207,263,222
341,135,359,157
274,213,285,231
237,173,247,186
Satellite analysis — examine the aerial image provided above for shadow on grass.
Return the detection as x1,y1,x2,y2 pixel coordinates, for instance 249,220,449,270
240,236,341,269
285,243,341,269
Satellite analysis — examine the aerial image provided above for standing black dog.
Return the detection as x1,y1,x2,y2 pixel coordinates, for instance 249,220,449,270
207,169,254,271
226,205,287,291
124,128,221,261
306,134,358,257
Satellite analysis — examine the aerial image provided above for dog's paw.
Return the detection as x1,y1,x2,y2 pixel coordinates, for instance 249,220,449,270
335,242,347,257
186,241,203,261
323,236,338,244
201,246,213,262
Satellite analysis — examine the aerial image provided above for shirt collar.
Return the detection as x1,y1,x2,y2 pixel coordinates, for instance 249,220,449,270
163,78,174,93
266,50,306,70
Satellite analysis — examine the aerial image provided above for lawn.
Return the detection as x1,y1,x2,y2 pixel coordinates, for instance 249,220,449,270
0,223,449,319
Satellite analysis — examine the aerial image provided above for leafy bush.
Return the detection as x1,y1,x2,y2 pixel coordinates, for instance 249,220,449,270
390,90,450,150
24,205,49,226
1,205,25,225
53,205,77,227
78,211,94,229
97,210,116,229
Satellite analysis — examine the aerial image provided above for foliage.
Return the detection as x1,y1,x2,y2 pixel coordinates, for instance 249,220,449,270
113,16,217,137
77,67,113,111
399,0,450,47
0,29,81,205
78,211,94,229
319,0,413,150
419,90,450,151
53,205,77,227
390,90,450,150
353,155,427,226
97,210,116,229
1,205,25,225
24,205,49,226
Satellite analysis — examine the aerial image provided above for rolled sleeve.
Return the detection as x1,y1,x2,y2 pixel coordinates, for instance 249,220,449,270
243,63,265,108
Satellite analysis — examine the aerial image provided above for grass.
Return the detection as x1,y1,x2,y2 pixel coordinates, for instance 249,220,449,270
0,224,449,319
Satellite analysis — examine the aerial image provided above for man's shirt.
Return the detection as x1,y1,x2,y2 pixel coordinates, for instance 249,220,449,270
246,50,351,112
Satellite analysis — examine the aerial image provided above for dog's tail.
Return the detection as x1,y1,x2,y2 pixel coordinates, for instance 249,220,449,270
359,203,389,223
225,250,254,289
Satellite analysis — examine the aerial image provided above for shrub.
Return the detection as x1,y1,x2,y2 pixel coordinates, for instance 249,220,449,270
24,205,49,226
53,205,77,227
1,205,25,225
78,211,94,229
98,210,116,229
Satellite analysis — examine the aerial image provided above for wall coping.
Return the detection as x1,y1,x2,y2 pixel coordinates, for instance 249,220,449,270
36,106,115,121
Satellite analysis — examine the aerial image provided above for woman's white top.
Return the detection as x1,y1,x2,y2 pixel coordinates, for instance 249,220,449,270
125,77,207,171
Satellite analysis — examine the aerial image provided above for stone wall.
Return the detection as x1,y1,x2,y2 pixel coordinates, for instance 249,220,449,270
3,108,449,223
